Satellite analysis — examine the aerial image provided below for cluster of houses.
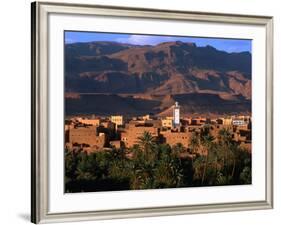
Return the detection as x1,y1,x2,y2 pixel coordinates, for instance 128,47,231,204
65,103,252,153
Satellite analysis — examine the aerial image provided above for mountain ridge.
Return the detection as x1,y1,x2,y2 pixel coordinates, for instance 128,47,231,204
64,41,252,116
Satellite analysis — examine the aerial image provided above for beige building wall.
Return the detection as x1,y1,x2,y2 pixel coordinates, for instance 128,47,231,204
121,126,158,148
111,115,124,128
161,130,191,148
222,118,232,126
101,121,115,129
77,118,100,126
68,126,105,149
161,117,173,128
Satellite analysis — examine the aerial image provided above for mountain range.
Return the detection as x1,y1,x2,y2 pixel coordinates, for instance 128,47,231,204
65,41,251,116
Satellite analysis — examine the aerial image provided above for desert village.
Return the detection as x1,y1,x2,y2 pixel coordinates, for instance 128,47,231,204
65,102,251,154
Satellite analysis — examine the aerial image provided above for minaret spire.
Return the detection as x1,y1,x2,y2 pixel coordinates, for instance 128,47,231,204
173,101,180,129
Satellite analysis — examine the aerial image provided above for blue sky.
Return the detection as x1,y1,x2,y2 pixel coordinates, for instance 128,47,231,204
65,31,251,53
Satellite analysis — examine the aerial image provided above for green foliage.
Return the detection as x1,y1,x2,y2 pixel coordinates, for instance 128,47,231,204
65,129,252,193
189,132,200,155
239,166,251,184
192,127,252,186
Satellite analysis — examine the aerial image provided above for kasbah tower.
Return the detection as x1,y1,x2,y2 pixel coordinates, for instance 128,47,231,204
173,101,181,129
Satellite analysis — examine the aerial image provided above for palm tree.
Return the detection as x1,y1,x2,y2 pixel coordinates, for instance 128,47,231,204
154,144,183,188
200,132,214,185
129,158,155,189
229,142,240,180
172,143,184,157
110,147,126,164
189,131,200,163
130,133,157,189
137,131,155,148
218,128,237,181
137,131,156,162
218,128,232,166
193,155,205,183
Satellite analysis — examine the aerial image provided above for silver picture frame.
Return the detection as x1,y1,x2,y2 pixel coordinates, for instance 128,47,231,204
31,1,273,223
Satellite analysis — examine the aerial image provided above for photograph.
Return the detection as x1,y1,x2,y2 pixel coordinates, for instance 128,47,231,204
30,2,274,223
64,31,252,193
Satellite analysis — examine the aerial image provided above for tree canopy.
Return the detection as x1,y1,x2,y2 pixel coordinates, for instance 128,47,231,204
65,129,251,193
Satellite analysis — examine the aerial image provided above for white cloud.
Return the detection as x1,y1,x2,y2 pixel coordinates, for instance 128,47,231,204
65,38,74,44
116,35,174,45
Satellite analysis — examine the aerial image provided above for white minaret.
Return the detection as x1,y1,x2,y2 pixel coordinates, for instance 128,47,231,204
173,102,180,128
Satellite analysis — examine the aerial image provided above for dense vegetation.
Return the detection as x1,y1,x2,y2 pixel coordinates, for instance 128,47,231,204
65,127,251,193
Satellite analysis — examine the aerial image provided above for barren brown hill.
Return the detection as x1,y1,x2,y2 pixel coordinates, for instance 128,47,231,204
65,41,251,116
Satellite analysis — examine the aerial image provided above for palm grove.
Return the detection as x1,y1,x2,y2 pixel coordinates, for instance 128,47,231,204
65,126,251,192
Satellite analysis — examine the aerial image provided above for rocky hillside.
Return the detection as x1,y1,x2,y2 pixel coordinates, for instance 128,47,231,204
65,41,251,116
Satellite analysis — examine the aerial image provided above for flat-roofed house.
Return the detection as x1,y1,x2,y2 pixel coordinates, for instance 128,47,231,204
121,123,159,148
110,115,124,129
160,130,191,148
67,126,106,152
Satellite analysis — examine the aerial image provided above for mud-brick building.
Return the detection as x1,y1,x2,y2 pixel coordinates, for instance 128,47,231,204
76,117,101,126
67,125,106,151
121,123,159,148
110,115,124,129
160,130,192,148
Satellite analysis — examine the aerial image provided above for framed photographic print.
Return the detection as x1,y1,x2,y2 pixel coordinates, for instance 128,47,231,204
31,1,273,223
